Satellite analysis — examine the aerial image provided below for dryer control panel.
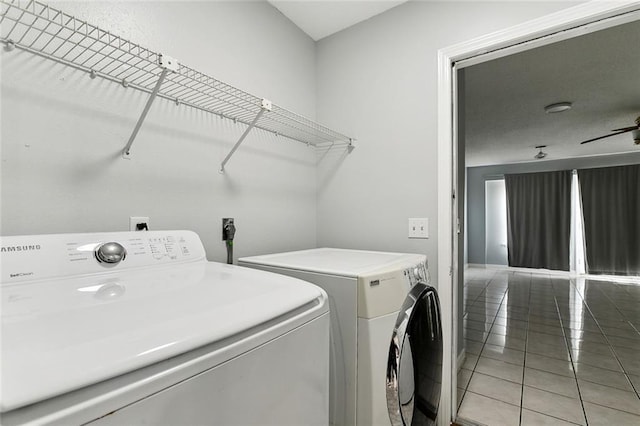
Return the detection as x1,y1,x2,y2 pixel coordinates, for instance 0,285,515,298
404,261,429,287
0,230,207,284
356,257,429,319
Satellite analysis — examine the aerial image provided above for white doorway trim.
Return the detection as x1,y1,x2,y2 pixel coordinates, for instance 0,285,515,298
436,2,640,425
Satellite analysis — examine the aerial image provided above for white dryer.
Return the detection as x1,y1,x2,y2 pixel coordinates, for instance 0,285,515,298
239,248,442,426
0,230,329,425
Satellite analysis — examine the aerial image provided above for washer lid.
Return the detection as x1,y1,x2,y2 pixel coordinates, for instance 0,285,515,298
239,248,426,278
1,262,327,412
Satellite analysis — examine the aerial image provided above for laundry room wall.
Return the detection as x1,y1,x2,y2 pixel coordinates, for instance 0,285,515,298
315,0,582,282
1,1,319,262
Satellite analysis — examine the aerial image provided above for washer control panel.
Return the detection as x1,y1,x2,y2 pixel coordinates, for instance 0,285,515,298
95,242,127,264
1,230,207,284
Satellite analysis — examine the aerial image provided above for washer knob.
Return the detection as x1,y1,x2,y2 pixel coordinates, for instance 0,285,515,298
95,242,127,264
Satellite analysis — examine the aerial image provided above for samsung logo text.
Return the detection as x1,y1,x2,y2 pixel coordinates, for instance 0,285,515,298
1,245,41,253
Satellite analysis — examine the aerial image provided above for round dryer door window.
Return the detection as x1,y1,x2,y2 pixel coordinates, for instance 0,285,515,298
386,282,443,426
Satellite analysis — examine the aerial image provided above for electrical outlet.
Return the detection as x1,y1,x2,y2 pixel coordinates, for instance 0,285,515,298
130,216,150,231
408,218,429,239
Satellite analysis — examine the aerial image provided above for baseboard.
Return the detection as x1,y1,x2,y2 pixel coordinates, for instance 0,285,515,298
468,263,573,277
583,274,640,285
466,263,487,269
484,263,510,270
467,264,640,284
500,265,573,277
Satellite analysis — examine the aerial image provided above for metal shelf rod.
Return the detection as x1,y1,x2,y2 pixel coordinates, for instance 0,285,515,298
121,67,169,158
220,100,270,173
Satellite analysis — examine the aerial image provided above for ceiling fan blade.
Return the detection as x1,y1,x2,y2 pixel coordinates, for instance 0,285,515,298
610,125,639,132
580,128,636,144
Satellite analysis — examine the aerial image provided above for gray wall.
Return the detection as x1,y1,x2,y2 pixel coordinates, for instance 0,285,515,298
1,1,318,263
2,0,585,270
315,1,579,281
466,152,640,265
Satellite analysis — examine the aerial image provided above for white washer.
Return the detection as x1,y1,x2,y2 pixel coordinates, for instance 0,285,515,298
1,230,329,425
239,248,442,426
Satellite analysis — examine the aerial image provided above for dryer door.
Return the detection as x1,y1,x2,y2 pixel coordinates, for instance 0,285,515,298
386,283,442,426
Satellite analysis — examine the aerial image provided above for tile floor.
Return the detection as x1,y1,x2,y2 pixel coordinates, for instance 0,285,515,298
457,267,640,426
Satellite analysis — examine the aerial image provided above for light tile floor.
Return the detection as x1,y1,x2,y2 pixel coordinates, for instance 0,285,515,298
457,267,640,426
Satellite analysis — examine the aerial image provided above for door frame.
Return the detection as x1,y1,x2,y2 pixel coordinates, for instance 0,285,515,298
436,2,640,424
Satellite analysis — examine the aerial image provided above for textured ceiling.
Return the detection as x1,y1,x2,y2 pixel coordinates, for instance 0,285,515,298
464,19,640,167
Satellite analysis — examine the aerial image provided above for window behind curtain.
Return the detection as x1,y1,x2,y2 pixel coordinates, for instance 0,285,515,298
577,164,640,276
485,179,508,265
505,170,572,271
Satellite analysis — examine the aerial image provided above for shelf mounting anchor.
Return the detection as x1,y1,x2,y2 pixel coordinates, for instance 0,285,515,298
122,54,179,159
219,98,272,173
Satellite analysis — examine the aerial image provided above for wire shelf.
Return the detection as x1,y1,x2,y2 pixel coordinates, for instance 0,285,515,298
0,0,354,154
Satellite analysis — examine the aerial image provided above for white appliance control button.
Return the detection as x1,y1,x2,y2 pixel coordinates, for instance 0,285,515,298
95,242,127,264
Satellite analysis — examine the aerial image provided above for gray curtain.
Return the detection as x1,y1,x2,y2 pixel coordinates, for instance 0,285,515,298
505,171,572,271
578,164,640,275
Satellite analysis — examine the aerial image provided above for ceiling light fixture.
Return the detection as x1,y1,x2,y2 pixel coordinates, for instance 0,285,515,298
544,102,572,113
534,145,547,159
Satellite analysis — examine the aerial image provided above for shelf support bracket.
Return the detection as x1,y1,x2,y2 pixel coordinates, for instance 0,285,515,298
220,98,272,173
122,54,178,159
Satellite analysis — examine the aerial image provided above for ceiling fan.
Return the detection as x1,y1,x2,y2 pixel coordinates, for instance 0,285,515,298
580,116,640,145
